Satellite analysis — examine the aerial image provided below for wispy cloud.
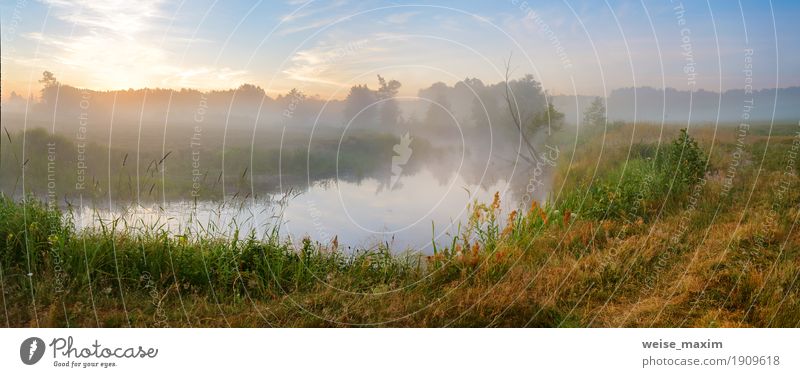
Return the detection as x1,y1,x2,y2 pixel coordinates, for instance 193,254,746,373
277,0,351,35
282,38,371,87
277,15,352,36
284,0,311,6
384,11,419,25
32,0,248,89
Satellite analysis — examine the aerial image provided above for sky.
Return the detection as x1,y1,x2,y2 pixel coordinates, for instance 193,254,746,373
1,0,799,100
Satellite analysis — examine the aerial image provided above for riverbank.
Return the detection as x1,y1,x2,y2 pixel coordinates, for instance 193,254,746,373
2,124,799,327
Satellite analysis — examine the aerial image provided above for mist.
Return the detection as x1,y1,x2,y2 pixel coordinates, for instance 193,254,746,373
2,71,798,206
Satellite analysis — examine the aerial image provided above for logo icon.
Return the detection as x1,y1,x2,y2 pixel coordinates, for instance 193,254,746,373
390,132,413,189
20,337,45,365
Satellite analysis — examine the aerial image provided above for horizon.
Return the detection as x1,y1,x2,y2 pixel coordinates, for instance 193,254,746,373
4,73,799,104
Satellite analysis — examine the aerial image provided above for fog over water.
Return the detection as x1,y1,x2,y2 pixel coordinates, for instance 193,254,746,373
2,72,797,250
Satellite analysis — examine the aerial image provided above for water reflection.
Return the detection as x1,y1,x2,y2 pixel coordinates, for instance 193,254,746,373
73,167,540,252
69,130,557,252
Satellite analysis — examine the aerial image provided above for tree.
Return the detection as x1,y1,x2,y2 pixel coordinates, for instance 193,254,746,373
39,71,59,88
508,74,545,123
39,71,60,105
377,75,402,129
280,88,306,121
466,78,502,129
503,57,541,164
583,97,606,127
531,102,564,132
662,128,707,185
286,88,306,102
343,84,377,128
425,92,452,128
376,75,401,99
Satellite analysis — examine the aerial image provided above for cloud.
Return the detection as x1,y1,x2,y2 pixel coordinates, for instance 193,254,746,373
165,66,249,88
31,0,248,89
384,11,419,25
277,15,351,36
277,0,351,35
42,0,165,36
279,0,347,23
282,38,371,87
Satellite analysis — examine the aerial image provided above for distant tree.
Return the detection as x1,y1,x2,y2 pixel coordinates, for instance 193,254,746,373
286,88,306,101
502,58,544,163
7,91,24,104
39,71,60,105
376,75,401,99
531,102,565,132
377,75,402,129
462,77,485,90
280,88,306,120
236,83,266,97
465,78,500,128
507,74,545,121
39,71,59,88
343,84,377,128
425,92,452,127
583,97,606,127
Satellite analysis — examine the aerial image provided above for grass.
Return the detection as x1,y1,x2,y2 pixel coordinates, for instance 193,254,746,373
1,123,799,327
0,128,432,201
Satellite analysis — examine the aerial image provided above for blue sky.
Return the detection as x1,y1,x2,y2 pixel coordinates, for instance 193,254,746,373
1,0,798,99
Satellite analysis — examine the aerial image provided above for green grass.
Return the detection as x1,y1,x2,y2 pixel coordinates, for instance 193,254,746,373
1,124,799,327
0,128,432,201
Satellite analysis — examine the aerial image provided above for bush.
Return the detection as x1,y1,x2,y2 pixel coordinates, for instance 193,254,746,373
660,128,707,189
565,129,706,221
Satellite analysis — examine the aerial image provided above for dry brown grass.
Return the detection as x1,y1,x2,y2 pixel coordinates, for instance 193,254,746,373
4,123,799,327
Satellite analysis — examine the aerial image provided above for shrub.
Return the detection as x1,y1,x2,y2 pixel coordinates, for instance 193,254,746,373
660,128,707,190
564,129,706,221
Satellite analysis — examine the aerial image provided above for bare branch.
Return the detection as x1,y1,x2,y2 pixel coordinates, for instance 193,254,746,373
503,54,540,164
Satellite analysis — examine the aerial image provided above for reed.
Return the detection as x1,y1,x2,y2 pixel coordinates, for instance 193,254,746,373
1,124,798,327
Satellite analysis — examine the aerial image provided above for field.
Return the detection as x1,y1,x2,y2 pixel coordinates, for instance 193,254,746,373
1,122,799,327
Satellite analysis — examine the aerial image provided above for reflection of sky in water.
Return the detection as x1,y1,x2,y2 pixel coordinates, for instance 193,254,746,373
73,169,516,253
283,169,512,251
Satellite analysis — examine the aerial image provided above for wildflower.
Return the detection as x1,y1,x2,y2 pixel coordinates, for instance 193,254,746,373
563,210,572,225
491,192,501,209
529,201,539,214
502,210,518,237
470,202,488,223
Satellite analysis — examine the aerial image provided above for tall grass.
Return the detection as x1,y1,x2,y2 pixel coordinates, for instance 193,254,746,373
1,124,798,327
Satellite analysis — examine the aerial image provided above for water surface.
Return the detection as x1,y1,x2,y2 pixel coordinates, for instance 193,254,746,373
73,168,529,252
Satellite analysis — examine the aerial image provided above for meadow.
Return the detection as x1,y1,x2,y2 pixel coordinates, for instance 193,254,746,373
0,127,427,201
1,122,799,327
